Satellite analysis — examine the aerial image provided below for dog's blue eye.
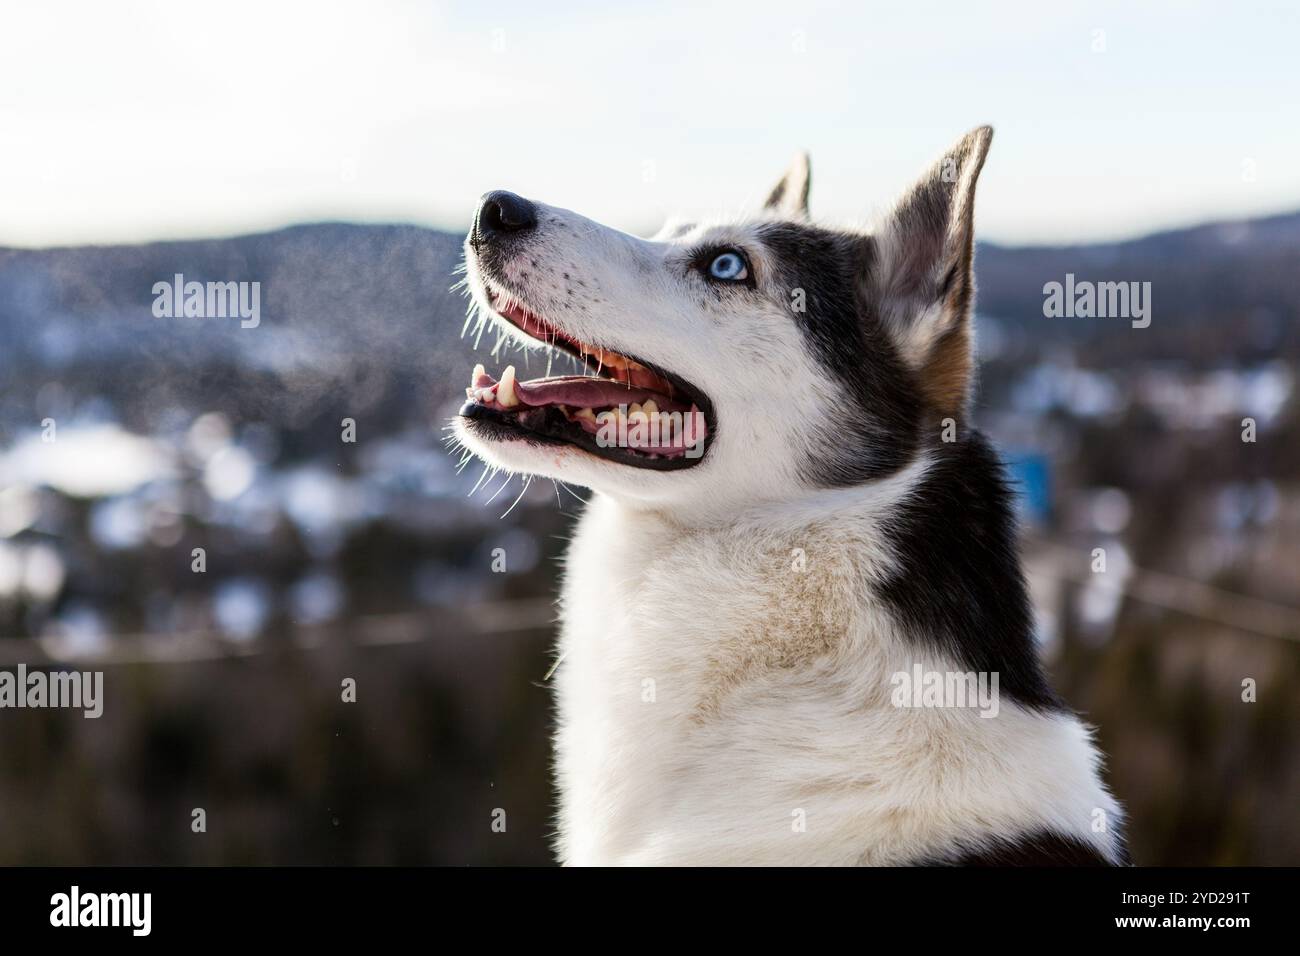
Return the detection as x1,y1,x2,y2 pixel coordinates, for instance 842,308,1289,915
707,251,748,282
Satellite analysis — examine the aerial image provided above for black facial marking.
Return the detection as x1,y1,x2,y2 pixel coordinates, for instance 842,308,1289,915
876,430,1063,712
756,221,921,485
756,224,1062,714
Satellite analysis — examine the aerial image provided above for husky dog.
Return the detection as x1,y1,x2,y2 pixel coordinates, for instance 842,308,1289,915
454,127,1128,866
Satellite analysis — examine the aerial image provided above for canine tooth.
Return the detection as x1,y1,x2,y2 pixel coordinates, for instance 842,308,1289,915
472,363,485,383
575,407,596,421
498,365,520,407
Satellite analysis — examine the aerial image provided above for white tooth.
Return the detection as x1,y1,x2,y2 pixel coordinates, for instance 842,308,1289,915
498,365,519,407
628,402,642,415
575,407,596,421
472,363,485,383
642,400,659,417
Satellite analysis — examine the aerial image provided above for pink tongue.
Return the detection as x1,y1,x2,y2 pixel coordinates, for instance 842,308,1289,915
469,370,706,456
514,375,684,411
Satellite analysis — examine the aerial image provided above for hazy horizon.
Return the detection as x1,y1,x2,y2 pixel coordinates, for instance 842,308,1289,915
4,201,1300,255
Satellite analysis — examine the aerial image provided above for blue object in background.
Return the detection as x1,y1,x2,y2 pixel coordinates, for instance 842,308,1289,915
1002,449,1052,526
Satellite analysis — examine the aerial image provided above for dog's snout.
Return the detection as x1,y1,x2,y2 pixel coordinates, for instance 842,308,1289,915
475,190,537,242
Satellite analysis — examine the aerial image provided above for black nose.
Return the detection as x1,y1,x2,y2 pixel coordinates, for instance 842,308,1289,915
475,190,537,240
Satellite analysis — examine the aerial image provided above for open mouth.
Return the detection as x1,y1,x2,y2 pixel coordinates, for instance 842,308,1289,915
459,289,713,470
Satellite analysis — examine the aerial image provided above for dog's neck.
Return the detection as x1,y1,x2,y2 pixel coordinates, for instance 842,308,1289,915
594,451,934,535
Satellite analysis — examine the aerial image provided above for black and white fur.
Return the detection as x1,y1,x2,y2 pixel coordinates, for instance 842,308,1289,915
453,127,1128,866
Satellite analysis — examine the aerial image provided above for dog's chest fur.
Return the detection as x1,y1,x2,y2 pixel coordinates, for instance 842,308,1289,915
552,491,1123,866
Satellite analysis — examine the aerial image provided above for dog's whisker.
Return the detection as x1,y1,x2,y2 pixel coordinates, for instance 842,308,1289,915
500,475,531,518
468,463,492,496
483,471,513,506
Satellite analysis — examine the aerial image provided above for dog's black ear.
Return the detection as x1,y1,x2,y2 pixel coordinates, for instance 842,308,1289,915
764,152,811,219
866,126,992,418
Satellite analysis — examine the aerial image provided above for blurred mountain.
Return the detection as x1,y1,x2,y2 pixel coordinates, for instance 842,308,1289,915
0,223,464,368
0,224,479,441
2,209,1298,446
976,211,1300,365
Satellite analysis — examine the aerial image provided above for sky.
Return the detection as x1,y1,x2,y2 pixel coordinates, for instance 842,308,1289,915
2,0,1298,248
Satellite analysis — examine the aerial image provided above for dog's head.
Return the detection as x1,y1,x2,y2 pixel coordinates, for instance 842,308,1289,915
454,127,993,512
